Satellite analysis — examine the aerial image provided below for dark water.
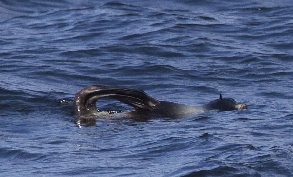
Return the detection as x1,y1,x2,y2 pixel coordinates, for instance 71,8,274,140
1,0,293,176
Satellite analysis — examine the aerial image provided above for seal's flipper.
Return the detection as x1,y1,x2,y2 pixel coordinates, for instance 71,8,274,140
74,85,160,118
110,89,159,110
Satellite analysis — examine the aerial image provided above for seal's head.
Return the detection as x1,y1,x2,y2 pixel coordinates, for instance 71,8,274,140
205,94,247,111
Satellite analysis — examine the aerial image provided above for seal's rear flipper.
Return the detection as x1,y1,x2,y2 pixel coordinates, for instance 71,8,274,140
74,85,160,118
108,88,160,110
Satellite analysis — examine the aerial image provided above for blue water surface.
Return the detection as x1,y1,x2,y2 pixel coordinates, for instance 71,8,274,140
0,0,292,176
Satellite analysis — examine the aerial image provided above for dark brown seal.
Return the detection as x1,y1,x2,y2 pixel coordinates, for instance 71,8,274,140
74,85,247,125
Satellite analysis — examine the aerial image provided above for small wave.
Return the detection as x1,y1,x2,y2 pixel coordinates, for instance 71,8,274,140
0,147,45,160
101,44,186,58
0,0,66,17
181,166,252,177
104,1,141,12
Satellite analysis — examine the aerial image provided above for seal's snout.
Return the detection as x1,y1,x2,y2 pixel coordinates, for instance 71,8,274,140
235,103,248,110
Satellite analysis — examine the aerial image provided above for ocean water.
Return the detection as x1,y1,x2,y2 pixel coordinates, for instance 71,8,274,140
1,0,293,176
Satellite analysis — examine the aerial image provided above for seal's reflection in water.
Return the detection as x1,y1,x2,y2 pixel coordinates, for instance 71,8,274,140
74,85,247,127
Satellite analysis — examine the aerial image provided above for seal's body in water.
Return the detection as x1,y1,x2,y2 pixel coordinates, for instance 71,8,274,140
74,85,247,125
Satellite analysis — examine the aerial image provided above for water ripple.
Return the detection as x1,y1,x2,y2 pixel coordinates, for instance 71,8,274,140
0,0,292,176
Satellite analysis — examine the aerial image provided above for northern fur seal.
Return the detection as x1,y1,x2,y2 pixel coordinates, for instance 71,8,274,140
74,85,247,125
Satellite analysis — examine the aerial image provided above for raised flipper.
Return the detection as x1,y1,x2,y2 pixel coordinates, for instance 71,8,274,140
74,85,160,118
